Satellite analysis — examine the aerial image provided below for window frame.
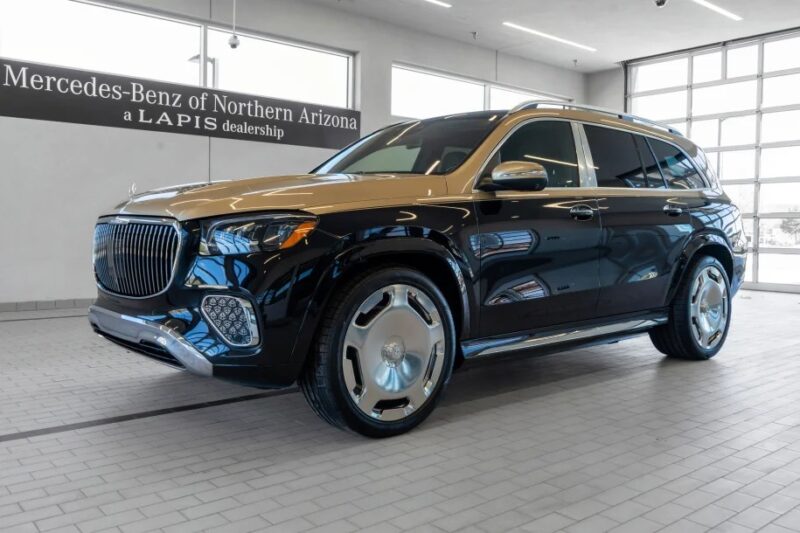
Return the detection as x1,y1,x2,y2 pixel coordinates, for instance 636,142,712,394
472,118,591,191
583,124,658,190
473,118,709,193
626,29,800,292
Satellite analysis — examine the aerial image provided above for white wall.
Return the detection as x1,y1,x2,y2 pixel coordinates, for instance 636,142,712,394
0,0,587,305
586,67,625,111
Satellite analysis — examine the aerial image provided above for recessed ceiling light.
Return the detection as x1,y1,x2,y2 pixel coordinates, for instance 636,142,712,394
421,0,452,8
503,22,597,52
692,0,743,21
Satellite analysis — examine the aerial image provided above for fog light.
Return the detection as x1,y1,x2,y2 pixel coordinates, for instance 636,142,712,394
201,295,260,347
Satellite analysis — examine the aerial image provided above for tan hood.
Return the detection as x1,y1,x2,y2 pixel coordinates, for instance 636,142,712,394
110,173,449,221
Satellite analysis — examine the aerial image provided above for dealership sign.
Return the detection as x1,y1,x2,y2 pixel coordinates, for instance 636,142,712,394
0,57,361,149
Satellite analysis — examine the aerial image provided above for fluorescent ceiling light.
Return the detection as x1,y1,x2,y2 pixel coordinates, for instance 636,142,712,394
421,0,452,7
503,22,597,52
692,0,743,21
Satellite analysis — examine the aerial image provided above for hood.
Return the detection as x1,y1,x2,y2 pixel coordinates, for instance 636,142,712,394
110,173,449,221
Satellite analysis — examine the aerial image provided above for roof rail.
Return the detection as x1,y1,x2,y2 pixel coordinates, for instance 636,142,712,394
508,101,684,137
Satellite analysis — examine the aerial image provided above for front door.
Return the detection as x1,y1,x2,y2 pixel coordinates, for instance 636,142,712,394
474,120,602,338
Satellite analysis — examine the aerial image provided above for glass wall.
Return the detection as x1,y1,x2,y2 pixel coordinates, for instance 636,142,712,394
0,0,353,108
391,65,569,119
627,31,800,290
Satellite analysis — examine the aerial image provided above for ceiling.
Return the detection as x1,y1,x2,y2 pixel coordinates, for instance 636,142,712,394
308,0,800,72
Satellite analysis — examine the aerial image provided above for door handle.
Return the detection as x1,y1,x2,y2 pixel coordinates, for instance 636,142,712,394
663,204,684,217
569,205,595,221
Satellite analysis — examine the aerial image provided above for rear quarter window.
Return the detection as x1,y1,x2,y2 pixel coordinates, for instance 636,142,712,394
649,138,708,190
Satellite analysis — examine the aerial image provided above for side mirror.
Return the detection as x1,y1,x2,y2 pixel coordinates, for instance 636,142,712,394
478,161,548,191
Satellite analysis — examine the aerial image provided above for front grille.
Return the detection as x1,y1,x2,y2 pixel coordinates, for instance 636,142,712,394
93,219,180,298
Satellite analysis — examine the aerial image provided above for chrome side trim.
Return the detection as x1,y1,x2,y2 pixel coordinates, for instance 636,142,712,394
88,305,213,377
463,318,667,359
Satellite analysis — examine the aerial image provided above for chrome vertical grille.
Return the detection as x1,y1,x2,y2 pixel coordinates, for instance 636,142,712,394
93,219,181,298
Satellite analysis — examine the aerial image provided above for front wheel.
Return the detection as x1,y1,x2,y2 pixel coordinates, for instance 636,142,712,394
650,255,731,360
299,267,456,437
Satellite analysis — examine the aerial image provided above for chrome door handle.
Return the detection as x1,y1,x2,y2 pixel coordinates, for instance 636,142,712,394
663,204,684,217
569,205,595,221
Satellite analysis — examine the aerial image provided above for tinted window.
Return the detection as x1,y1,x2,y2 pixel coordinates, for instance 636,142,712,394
487,121,579,188
584,125,648,188
636,136,667,189
649,139,707,190
315,113,500,175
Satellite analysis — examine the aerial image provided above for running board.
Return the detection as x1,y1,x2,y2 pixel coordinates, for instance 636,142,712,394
462,317,667,359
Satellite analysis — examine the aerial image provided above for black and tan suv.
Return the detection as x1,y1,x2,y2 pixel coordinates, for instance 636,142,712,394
89,102,747,437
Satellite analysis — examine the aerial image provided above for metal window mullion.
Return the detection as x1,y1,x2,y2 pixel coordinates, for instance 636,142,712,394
758,212,800,219
759,176,800,183
753,40,765,283
199,24,208,87
686,54,694,139
629,74,759,99
759,248,800,255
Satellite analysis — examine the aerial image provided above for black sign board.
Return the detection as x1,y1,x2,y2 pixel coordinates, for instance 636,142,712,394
0,57,361,149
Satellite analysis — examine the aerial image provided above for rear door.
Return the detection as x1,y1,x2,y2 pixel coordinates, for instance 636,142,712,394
582,124,694,316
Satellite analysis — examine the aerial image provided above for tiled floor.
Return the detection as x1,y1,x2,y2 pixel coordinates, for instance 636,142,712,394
1,290,800,532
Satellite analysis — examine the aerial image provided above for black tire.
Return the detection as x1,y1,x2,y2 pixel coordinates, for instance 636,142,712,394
299,267,457,437
649,255,731,360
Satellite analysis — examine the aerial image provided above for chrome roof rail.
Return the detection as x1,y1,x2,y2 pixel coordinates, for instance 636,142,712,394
508,100,685,137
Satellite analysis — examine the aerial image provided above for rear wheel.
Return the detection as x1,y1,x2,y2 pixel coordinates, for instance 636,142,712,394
650,255,731,360
299,267,456,437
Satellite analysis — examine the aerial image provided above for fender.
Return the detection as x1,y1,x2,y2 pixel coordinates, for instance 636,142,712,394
284,218,480,379
666,230,736,304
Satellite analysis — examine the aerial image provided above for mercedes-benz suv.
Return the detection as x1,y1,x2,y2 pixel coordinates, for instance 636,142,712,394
89,102,747,437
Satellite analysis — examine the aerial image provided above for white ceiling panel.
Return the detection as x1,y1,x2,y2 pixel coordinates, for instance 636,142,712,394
307,0,800,72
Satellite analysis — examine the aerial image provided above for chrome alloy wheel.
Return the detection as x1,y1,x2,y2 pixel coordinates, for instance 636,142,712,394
342,284,446,422
689,265,729,350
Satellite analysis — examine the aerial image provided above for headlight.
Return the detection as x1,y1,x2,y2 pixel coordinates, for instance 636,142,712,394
200,214,317,256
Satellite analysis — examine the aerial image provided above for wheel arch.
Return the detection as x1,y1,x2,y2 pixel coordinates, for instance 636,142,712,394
667,233,735,305
287,230,476,378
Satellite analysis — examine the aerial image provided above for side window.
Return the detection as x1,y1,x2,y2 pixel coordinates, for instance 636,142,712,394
487,121,579,188
692,148,720,190
649,139,707,190
636,136,667,189
584,125,648,188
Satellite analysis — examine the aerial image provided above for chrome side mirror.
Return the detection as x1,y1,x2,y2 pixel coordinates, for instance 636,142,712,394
478,161,549,191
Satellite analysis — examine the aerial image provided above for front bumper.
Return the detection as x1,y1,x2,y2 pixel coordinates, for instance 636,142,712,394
88,305,213,377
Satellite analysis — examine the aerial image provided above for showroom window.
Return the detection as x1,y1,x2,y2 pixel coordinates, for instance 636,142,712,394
206,29,351,107
0,0,354,108
391,65,569,119
0,0,202,85
627,30,800,290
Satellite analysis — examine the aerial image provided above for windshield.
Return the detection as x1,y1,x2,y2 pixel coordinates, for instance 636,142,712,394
314,112,503,175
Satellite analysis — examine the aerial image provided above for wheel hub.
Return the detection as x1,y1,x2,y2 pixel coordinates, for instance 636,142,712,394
381,336,406,367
